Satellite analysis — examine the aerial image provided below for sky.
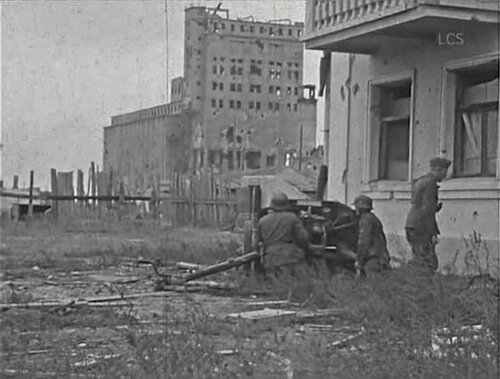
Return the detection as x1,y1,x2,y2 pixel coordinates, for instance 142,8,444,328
1,0,323,190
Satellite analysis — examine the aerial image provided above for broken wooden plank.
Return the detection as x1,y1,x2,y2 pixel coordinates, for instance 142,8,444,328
176,262,204,271
329,329,366,348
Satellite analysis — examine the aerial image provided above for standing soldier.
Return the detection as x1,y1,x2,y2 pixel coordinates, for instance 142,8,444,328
405,157,451,272
254,192,309,277
353,195,390,275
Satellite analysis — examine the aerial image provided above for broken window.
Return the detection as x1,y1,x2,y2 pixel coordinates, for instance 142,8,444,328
275,102,280,111
286,103,291,112
219,66,225,75
369,79,412,181
219,82,224,91
276,69,281,79
236,100,242,109
219,99,224,108
212,82,217,90
211,99,216,108
230,83,236,92
266,154,276,167
454,64,498,177
287,86,292,95
276,87,281,96
246,151,261,169
256,101,261,110
229,100,235,109
268,102,273,111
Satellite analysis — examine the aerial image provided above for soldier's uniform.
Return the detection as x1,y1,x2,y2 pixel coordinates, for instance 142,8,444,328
354,196,390,274
255,193,309,277
405,158,451,272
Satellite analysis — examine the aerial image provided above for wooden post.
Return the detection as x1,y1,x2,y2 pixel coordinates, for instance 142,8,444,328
28,170,34,219
50,169,58,220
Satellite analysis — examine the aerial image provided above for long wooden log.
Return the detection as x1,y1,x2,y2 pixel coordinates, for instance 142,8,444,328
183,251,260,282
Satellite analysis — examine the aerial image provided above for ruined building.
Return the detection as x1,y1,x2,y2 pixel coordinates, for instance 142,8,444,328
183,6,317,173
103,6,318,193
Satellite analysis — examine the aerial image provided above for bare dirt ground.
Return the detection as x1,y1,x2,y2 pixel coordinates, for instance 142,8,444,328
0,221,498,378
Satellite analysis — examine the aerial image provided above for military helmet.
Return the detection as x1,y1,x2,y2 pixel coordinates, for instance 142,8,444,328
353,195,373,210
270,192,290,211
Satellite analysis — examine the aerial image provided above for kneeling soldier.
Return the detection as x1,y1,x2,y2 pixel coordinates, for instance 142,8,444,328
354,195,390,275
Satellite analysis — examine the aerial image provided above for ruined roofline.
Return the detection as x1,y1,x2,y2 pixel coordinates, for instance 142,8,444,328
107,101,187,127
185,5,304,27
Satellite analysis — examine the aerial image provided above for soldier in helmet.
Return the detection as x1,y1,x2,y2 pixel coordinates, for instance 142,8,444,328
254,192,309,277
353,195,390,275
405,157,451,273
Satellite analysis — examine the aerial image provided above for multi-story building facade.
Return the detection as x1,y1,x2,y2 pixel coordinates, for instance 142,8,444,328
303,0,499,273
103,6,318,194
183,6,317,173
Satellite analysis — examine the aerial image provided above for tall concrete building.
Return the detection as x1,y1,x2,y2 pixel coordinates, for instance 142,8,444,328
183,6,317,173
103,6,318,194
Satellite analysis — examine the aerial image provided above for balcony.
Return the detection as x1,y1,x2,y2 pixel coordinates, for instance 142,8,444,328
303,0,500,53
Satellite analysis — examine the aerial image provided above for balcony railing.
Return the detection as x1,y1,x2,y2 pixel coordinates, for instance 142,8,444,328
305,0,499,36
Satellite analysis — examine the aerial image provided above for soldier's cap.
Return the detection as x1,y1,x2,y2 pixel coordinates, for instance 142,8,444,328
430,157,451,169
270,192,290,211
353,195,373,210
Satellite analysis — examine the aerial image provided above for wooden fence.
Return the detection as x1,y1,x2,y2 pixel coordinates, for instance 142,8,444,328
1,166,237,226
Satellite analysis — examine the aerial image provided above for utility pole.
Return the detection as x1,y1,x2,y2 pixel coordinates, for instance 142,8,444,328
298,125,303,171
164,0,169,103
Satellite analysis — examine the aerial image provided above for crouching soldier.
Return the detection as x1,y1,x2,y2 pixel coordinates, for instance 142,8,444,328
354,195,390,275
254,193,309,278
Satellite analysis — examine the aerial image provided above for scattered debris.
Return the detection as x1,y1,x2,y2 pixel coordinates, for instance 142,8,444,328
329,328,366,348
176,262,204,271
266,351,294,379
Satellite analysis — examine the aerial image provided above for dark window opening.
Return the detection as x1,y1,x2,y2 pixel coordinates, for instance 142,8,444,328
231,24,235,31
211,99,216,108
236,151,242,169
236,100,242,109
219,99,224,108
227,151,234,170
226,127,234,142
266,154,276,167
246,151,261,169
256,101,261,110
229,100,235,109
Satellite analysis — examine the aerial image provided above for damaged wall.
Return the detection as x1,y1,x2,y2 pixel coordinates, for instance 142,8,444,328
325,23,499,272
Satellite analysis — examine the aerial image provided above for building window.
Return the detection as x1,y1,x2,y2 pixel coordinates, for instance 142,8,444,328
293,104,298,112
276,87,281,96
260,26,264,34
453,64,498,177
294,71,300,80
213,66,217,74
277,62,282,67
240,25,245,32
266,154,276,167
278,28,283,36
269,61,274,65
294,87,299,96
276,69,281,79
256,101,261,110
237,67,243,75
237,83,242,92
219,66,225,75
229,100,235,109
230,83,236,92
286,103,291,112
219,82,224,91
287,86,292,95
246,151,261,169
236,100,242,109
212,82,217,90
230,65,236,75
250,25,254,33
269,27,274,37
368,77,413,181
221,23,225,30
237,58,243,64
269,69,275,79
231,24,235,31
219,99,224,108
249,101,254,109
288,29,292,36
297,29,302,37
211,99,216,108
268,102,273,110
275,102,280,111
288,70,293,80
